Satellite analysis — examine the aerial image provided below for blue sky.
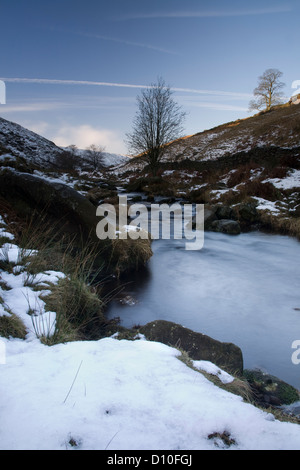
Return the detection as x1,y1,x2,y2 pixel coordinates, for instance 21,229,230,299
0,0,299,154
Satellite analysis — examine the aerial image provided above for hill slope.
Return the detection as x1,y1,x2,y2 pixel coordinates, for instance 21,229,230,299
114,103,300,239
0,116,64,168
118,103,300,174
0,116,128,169
163,103,300,163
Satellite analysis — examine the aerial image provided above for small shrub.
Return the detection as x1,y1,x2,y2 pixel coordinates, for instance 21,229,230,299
227,162,260,188
238,179,282,202
259,212,300,239
265,166,289,179
188,187,212,204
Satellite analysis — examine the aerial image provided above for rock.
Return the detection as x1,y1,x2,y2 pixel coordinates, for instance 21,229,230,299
215,205,236,220
204,206,218,228
0,168,98,238
210,219,241,235
119,295,138,306
140,320,244,375
234,202,259,228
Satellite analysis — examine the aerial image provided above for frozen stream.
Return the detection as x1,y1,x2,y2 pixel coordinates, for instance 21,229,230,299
106,230,300,390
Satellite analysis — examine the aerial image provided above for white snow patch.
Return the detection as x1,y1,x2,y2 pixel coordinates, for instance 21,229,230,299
265,169,300,190
254,198,281,213
193,360,234,384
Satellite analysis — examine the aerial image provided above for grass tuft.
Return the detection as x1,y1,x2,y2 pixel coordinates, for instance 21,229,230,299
0,313,27,339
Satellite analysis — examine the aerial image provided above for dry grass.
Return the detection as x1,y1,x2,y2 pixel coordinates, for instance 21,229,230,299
0,207,119,345
259,212,300,240
108,237,153,278
0,313,27,339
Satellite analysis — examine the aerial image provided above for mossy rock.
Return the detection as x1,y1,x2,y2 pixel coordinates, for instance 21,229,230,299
233,202,260,227
210,219,241,235
244,369,300,405
140,320,243,375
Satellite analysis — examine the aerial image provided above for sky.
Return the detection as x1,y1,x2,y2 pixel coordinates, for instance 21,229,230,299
0,0,299,155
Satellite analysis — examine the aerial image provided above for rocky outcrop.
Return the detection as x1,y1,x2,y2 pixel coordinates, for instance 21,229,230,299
0,168,101,239
233,202,260,229
140,320,243,375
200,202,259,234
210,219,241,235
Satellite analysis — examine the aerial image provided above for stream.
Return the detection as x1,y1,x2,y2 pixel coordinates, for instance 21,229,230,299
106,225,300,390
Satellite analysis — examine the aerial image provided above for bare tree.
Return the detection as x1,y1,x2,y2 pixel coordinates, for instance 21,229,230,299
126,77,186,175
85,144,105,171
249,68,285,112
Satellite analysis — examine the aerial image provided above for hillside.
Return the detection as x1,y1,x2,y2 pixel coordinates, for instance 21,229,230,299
0,117,65,168
163,102,300,163
0,116,128,170
114,103,300,240
120,102,300,170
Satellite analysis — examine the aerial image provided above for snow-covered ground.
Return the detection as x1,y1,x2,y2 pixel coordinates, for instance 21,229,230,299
2,335,300,451
1,217,300,450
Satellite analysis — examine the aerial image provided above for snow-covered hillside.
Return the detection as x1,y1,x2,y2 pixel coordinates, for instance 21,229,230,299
0,117,129,169
122,103,300,169
0,117,64,167
163,104,300,163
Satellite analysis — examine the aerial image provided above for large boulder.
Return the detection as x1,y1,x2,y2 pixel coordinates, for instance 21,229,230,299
215,205,236,220
233,202,260,229
210,219,241,235
0,168,152,275
140,320,243,375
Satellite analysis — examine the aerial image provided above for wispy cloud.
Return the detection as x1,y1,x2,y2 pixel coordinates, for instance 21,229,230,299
52,124,124,153
1,77,252,100
0,101,62,113
80,32,180,56
185,101,248,112
1,77,148,89
118,5,291,20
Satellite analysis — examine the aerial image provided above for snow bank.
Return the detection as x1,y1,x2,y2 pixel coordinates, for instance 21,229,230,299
254,197,281,213
1,336,300,450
